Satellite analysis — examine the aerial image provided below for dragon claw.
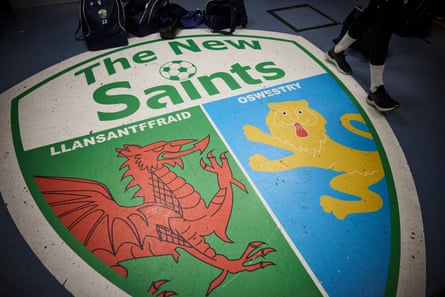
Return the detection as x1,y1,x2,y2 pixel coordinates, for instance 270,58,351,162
248,241,266,248
220,152,227,160
207,150,216,159
259,261,275,269
245,241,267,256
245,243,276,262
148,280,177,297
148,280,170,295
241,241,276,269
199,159,208,169
261,247,277,257
157,292,177,297
207,241,275,296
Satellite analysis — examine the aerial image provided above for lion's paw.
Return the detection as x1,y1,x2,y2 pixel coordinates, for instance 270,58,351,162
320,195,348,220
249,154,270,171
243,125,265,142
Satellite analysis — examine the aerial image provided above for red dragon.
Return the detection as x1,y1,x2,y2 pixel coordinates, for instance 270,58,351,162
34,136,275,296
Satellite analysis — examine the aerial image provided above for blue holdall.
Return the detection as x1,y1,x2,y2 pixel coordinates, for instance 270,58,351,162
180,8,204,28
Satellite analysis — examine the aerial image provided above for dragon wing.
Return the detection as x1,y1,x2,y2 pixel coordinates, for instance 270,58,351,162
34,176,149,259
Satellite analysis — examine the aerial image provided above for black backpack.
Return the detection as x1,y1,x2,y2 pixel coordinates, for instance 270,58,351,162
204,0,248,34
124,0,170,37
395,0,432,37
76,0,128,51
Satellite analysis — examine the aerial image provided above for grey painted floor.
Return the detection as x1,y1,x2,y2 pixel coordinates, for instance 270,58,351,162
1,1,444,296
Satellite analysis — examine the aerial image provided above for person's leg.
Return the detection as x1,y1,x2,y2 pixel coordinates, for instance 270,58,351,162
333,32,357,54
367,17,391,94
326,1,378,75
366,0,403,111
369,64,384,92
367,65,400,112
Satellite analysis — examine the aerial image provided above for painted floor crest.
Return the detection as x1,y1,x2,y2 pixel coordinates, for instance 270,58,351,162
0,29,424,297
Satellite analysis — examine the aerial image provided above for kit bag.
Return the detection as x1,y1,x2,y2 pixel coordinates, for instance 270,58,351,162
76,0,128,51
125,0,170,36
204,0,248,34
395,0,432,37
158,3,204,39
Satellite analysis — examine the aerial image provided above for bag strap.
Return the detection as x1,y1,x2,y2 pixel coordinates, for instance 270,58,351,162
75,20,85,41
75,0,86,41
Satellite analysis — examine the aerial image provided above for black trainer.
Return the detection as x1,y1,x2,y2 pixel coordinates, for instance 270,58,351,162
326,48,352,75
367,85,400,112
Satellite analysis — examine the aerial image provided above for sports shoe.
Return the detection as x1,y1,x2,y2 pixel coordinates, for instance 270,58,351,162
367,85,400,112
326,48,352,75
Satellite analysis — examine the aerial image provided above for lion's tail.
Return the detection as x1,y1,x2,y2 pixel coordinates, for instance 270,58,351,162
340,113,372,139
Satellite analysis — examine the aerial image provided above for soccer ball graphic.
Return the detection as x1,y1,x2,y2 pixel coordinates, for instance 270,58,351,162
160,60,197,81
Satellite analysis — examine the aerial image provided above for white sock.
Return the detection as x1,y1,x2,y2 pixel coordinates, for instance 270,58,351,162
370,64,385,92
334,32,357,53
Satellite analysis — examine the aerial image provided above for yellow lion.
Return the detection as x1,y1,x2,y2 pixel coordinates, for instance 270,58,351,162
243,100,384,220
